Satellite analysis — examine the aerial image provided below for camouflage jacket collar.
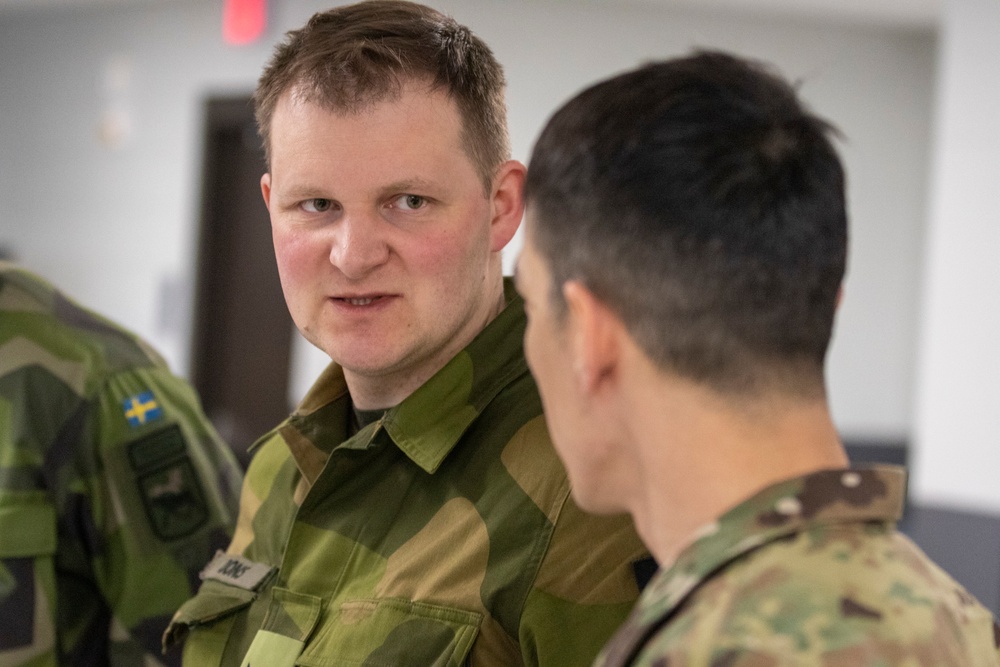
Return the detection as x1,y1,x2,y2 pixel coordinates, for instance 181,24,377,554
597,465,907,667
271,279,529,482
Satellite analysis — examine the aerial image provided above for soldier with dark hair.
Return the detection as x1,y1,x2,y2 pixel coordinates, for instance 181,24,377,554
166,2,650,666
0,262,243,666
516,51,1000,666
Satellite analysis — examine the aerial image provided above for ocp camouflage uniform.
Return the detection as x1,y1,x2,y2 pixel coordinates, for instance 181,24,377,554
165,280,652,666
596,466,1000,667
0,262,243,666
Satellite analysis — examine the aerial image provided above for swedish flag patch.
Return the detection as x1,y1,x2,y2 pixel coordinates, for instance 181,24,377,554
123,390,164,428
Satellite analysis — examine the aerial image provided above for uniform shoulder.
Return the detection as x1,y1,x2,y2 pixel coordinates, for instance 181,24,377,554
245,430,296,484
499,414,568,515
648,522,1000,665
0,262,58,313
1,264,162,378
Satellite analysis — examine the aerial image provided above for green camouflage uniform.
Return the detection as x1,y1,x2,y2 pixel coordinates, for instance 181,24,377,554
0,262,243,666
596,466,1000,667
165,280,651,666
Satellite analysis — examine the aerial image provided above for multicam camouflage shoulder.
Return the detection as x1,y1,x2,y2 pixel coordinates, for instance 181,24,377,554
596,467,1000,667
0,263,243,665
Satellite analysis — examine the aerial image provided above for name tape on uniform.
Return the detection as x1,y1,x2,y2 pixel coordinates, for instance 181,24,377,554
200,551,275,591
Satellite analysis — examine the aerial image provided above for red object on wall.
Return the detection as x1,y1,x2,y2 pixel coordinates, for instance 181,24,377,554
223,0,267,45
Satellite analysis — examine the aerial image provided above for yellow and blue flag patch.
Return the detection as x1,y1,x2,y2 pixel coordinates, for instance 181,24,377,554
123,390,164,428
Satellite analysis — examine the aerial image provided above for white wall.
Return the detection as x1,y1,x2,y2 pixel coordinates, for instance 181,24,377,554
0,0,935,444
911,0,1000,513
0,0,276,370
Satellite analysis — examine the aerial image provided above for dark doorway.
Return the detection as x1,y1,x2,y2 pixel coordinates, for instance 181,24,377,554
189,96,294,467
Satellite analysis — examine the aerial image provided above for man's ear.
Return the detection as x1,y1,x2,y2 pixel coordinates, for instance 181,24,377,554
260,173,273,212
563,280,621,395
489,160,527,252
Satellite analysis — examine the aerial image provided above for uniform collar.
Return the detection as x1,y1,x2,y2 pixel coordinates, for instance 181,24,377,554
598,465,907,667
267,279,529,483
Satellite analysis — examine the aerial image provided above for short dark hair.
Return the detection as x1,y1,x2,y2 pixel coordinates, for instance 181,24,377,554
524,51,847,397
254,0,510,191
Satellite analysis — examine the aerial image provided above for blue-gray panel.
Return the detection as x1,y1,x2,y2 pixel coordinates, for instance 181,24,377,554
899,505,1000,616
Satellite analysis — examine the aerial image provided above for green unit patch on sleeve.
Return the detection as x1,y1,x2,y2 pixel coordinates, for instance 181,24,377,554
128,425,210,541
127,424,187,470
138,459,210,541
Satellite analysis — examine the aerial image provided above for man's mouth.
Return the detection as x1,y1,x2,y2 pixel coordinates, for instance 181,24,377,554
334,295,389,306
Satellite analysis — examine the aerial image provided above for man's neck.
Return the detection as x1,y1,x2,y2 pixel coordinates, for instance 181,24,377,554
627,378,848,568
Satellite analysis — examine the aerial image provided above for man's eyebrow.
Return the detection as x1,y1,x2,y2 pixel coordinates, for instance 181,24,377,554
279,186,332,200
380,178,438,194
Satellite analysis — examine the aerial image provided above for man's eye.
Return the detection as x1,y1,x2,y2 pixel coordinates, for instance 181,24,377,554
393,194,427,211
302,198,333,213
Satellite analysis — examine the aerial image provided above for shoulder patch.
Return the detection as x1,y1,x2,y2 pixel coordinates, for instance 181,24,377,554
128,425,209,541
138,459,209,541
123,390,164,428
200,551,276,592
127,424,186,469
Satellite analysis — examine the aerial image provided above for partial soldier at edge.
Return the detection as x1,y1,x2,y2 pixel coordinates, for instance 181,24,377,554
0,261,243,666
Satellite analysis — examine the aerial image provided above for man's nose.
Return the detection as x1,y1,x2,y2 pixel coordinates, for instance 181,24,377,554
328,212,390,279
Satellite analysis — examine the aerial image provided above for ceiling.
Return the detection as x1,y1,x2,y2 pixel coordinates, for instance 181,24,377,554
0,0,942,29
632,0,941,28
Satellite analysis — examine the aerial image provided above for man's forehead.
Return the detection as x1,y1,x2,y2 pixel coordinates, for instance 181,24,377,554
281,75,442,117
268,91,472,185
271,84,464,148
